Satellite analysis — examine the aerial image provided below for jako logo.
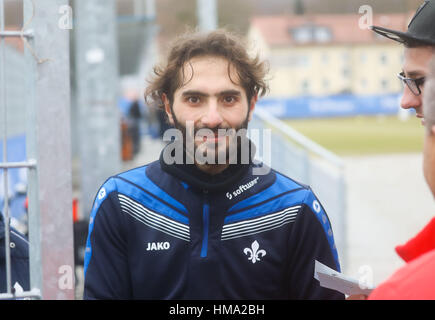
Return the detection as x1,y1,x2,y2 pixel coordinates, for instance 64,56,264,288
226,177,260,200
146,242,170,251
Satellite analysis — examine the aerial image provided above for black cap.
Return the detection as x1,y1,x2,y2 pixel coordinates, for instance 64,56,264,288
371,0,435,46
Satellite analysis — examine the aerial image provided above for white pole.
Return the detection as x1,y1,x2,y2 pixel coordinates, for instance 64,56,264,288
197,0,218,32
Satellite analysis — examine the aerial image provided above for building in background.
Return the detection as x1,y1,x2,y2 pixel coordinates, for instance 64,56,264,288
248,13,408,97
248,13,412,118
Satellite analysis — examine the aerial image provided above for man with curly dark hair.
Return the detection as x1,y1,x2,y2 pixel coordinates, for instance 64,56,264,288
83,29,343,300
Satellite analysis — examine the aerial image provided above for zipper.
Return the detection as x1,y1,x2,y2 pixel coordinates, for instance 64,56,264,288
200,190,210,258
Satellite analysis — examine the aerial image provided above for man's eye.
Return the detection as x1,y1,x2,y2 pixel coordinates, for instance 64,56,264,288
223,96,236,104
187,97,200,104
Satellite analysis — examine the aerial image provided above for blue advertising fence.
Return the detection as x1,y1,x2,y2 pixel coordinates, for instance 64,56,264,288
256,93,403,119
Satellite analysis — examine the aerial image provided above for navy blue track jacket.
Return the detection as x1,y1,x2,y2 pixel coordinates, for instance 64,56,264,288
84,144,344,300
0,213,30,294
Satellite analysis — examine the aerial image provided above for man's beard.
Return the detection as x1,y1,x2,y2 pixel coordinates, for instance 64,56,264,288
170,110,250,166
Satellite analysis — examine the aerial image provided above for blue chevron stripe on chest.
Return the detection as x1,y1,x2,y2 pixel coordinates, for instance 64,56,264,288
226,173,305,220
224,187,307,224
115,169,188,224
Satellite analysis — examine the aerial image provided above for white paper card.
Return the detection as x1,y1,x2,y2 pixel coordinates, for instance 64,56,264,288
314,260,374,296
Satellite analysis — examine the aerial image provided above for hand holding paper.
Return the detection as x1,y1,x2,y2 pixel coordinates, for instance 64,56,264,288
314,260,374,296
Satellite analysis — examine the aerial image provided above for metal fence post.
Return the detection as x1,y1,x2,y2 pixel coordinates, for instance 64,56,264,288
74,0,121,219
24,0,75,299
0,0,12,296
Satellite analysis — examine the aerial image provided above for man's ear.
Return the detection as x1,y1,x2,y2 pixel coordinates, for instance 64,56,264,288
162,93,174,125
431,125,435,136
247,94,258,122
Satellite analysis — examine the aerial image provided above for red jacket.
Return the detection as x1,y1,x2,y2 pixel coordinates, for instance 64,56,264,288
369,217,435,300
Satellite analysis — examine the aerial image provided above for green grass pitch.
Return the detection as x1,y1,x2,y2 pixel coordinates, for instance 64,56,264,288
283,115,425,156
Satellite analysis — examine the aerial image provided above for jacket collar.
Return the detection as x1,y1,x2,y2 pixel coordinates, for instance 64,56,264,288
395,217,435,263
159,139,256,193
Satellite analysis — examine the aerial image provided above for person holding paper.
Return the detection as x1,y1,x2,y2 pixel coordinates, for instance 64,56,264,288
368,57,435,300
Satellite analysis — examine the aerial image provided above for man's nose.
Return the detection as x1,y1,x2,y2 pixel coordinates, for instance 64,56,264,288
201,102,223,129
400,85,422,111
